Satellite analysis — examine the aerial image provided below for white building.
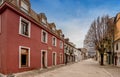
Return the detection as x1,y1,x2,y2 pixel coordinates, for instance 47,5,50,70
74,48,82,62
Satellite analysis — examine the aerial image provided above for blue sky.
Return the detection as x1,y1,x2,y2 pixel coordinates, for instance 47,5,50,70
30,0,120,48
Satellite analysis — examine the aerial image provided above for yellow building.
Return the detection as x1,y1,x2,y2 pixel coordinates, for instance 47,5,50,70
114,13,120,67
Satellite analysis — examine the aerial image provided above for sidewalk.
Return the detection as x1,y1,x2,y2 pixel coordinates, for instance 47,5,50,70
15,62,76,77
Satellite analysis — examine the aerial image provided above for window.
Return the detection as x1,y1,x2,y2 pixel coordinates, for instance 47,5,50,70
42,18,46,24
41,18,47,27
60,41,63,49
52,27,56,31
52,36,57,46
19,46,30,68
17,0,19,6
0,15,1,33
116,43,119,50
19,17,31,37
21,0,29,13
41,30,48,43
60,33,63,38
0,0,3,5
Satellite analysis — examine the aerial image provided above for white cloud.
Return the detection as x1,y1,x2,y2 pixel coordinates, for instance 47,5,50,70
46,2,118,48
56,18,90,48
54,7,116,48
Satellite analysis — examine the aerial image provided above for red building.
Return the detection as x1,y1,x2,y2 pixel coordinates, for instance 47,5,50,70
0,0,64,74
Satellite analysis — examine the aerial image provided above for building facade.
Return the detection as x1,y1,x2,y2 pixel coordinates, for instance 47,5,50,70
114,13,120,67
78,48,88,60
74,48,82,62
64,38,76,64
0,0,64,74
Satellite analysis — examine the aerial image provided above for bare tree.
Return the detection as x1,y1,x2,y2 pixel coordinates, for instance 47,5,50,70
84,15,114,65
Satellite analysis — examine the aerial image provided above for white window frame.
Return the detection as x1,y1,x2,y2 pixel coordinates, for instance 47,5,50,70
0,0,3,5
60,41,63,49
41,18,47,27
42,18,46,24
41,50,48,68
19,17,31,38
52,36,57,46
17,0,19,6
52,52,57,66
52,27,56,31
41,30,48,43
19,46,30,68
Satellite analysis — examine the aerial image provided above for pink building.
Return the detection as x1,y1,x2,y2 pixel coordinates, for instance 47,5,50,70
0,0,64,74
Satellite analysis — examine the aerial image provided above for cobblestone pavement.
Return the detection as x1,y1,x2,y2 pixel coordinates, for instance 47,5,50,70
16,59,119,77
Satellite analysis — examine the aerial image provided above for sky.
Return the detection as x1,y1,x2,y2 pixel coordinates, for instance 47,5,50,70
30,0,120,48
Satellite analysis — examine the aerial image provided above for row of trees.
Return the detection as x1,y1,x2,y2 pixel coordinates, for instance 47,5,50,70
85,15,114,65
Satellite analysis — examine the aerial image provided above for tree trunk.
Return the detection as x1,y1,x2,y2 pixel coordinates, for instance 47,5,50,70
100,53,104,65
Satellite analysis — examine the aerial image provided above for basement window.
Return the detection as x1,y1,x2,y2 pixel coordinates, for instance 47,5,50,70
19,46,30,68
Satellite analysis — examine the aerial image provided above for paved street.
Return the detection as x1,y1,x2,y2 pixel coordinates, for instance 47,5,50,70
15,59,120,77
35,59,111,77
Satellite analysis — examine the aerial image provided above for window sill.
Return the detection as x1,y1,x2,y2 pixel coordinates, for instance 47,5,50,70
41,41,48,44
60,48,63,50
19,33,30,38
19,66,30,69
52,45,57,47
